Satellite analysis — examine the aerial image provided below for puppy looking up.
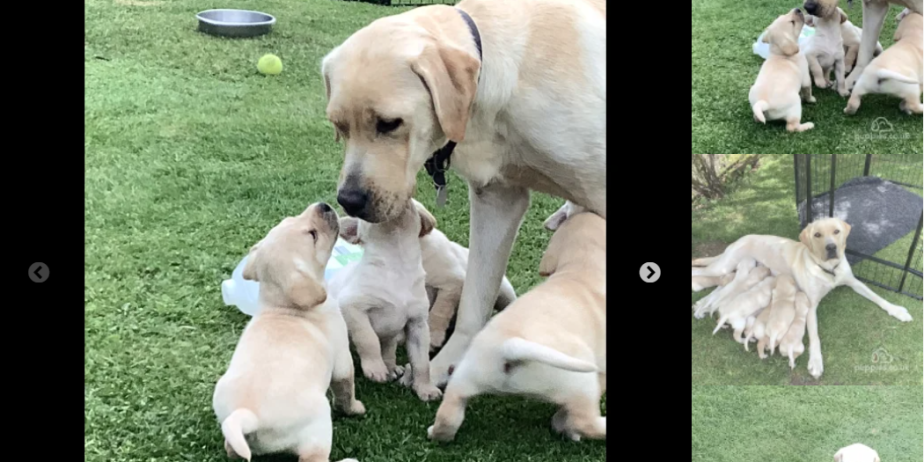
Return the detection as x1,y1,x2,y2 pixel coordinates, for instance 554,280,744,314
765,274,799,356
328,199,442,401
845,10,923,115
807,8,884,73
750,8,817,132
834,443,881,462
212,202,363,462
712,270,774,343
778,291,810,369
692,258,758,319
802,3,851,96
414,199,517,351
427,212,606,443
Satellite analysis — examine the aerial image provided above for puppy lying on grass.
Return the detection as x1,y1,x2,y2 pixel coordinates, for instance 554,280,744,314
750,8,817,132
328,199,442,401
212,202,363,462
428,211,606,443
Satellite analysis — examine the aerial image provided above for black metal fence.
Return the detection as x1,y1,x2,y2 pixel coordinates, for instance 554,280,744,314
793,154,923,300
339,0,455,6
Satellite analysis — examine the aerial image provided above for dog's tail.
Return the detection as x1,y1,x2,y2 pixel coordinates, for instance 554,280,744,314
221,408,259,461
787,346,796,369
875,69,918,84
501,337,597,373
712,315,730,335
752,100,769,123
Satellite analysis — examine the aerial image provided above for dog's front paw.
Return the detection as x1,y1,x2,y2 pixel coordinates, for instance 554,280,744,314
808,353,824,379
888,305,913,322
346,400,366,416
414,383,443,402
428,424,456,442
397,364,414,387
361,361,391,383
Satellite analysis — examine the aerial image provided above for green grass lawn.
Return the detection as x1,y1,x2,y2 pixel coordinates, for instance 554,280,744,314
692,386,923,461
692,0,924,154
85,1,602,461
691,155,923,385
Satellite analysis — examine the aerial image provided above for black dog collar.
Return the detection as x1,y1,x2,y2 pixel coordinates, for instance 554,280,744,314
819,262,839,277
423,8,483,207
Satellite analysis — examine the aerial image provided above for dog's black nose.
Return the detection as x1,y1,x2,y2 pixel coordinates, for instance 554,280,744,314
803,2,817,15
318,202,332,213
825,243,837,252
337,188,368,217
795,8,802,14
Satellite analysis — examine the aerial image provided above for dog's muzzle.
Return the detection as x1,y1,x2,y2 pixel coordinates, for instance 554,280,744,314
825,243,838,259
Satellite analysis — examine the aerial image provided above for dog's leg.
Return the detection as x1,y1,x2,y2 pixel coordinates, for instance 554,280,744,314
428,287,461,351
899,95,924,115
808,55,828,89
404,312,442,401
562,377,606,441
845,0,889,90
341,306,390,382
757,335,769,359
427,378,477,442
331,335,366,415
551,408,580,441
785,117,815,133
800,56,817,104
842,275,913,321
691,256,720,267
297,401,333,462
380,335,402,380
430,183,530,387
805,303,824,378
843,83,867,114
844,44,859,73
834,55,850,97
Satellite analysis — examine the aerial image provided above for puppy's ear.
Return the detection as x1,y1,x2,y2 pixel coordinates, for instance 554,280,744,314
241,241,263,281
778,34,800,56
543,209,568,231
411,43,480,142
339,217,361,245
838,8,848,24
761,29,771,43
799,223,813,248
416,202,438,237
286,270,327,308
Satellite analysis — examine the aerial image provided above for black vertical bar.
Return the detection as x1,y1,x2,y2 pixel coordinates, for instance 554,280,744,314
805,154,813,226
829,155,836,218
863,154,872,176
897,213,924,293
794,154,802,207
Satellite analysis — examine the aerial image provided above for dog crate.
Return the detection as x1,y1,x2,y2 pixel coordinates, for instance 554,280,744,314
339,0,455,6
793,154,923,300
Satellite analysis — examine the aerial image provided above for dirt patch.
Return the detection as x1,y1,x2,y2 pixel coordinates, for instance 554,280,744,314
692,240,727,259
115,0,164,6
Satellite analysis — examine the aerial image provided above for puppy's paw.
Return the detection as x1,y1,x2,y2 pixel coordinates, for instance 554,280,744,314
808,354,824,379
345,400,366,416
814,78,827,89
838,88,850,98
415,383,443,402
888,305,913,322
427,425,454,442
361,361,391,383
392,364,406,377
398,364,414,388
806,95,817,104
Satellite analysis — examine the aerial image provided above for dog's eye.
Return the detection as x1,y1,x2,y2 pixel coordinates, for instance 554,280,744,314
308,229,318,241
814,232,822,238
833,229,840,235
376,118,403,134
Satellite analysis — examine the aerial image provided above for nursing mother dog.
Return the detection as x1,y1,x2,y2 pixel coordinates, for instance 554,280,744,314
321,0,606,386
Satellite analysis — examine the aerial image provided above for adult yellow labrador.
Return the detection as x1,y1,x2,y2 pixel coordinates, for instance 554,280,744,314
691,217,913,379
321,0,606,386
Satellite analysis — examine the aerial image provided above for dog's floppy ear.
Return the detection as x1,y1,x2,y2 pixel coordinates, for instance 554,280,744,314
411,43,480,142
286,269,327,308
799,223,813,248
840,219,851,239
321,49,342,142
543,209,568,231
339,217,362,245
415,202,438,237
241,241,263,281
839,8,848,24
778,34,800,56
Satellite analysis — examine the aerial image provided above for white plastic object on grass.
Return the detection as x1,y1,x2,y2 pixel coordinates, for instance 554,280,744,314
220,237,364,316
752,25,815,60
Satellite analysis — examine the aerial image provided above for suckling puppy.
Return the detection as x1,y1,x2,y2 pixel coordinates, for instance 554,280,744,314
328,199,442,401
743,298,773,352
749,8,817,132
692,258,758,319
765,274,799,355
212,202,363,462
712,270,774,342
844,10,923,115
427,212,606,443
779,291,810,369
693,271,735,293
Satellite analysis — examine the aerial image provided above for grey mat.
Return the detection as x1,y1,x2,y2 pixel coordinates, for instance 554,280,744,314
797,177,923,266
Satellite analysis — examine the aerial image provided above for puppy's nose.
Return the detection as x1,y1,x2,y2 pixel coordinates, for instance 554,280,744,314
803,2,816,15
318,202,332,213
337,188,369,217
825,243,837,253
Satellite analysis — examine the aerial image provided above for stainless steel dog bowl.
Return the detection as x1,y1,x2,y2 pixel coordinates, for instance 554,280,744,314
196,9,276,38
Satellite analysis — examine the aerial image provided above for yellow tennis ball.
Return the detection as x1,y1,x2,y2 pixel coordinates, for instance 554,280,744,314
257,54,282,75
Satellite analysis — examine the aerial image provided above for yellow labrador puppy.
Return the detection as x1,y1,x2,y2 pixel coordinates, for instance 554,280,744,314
750,8,817,132
427,212,605,443
765,274,799,355
692,271,735,294
212,202,363,462
843,0,923,91
805,7,884,73
743,295,773,352
692,258,759,319
779,291,810,369
712,270,774,342
322,0,607,387
691,217,913,379
834,443,881,462
844,10,923,115
802,2,851,96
